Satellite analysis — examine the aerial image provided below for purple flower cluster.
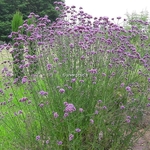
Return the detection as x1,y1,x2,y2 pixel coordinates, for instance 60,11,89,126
47,64,52,71
90,119,94,124
19,97,28,102
53,112,59,118
0,89,4,95
64,102,76,113
39,91,48,96
126,116,131,123
22,76,28,84
36,135,40,141
71,78,76,83
125,86,131,92
88,69,97,74
57,141,63,145
75,128,81,132
59,88,65,93
79,108,84,112
69,134,74,141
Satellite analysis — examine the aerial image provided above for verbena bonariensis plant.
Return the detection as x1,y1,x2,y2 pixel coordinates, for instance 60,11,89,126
11,11,24,82
26,15,39,75
0,1,150,150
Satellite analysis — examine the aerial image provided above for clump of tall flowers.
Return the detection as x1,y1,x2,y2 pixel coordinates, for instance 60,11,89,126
11,11,24,82
0,1,150,150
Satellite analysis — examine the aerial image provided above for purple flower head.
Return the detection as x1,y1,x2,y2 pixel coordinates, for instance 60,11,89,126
98,100,102,103
53,70,57,73
71,78,76,83
53,112,59,118
19,97,28,102
55,6,59,10
46,140,49,144
117,16,121,20
47,64,52,70
120,105,125,109
37,41,44,46
103,106,107,109
59,88,65,93
102,73,106,76
2,101,6,105
88,69,97,74
14,112,18,116
147,103,150,107
36,135,40,141
39,91,48,96
90,119,94,124
80,80,84,83
109,63,112,68
69,134,74,141
80,55,85,60
125,86,131,92
95,110,99,114
57,141,63,145
1,67,8,74
79,108,84,112
22,76,28,84
28,100,31,104
64,103,76,113
68,86,72,90
71,5,76,8
148,78,150,82
18,110,23,114
126,116,131,119
54,57,59,62
39,103,44,108
120,83,125,87
0,89,4,94
75,128,81,132
64,102,68,106
64,112,69,118
126,119,130,123
69,43,74,48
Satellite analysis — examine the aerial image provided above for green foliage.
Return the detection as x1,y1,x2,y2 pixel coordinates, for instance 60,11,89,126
12,11,24,32
0,0,64,42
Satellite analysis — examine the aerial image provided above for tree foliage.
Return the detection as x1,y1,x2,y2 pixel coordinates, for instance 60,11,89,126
0,0,64,42
123,10,150,31
123,10,150,56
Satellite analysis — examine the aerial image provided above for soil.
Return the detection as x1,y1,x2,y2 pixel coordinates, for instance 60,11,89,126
132,107,150,150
